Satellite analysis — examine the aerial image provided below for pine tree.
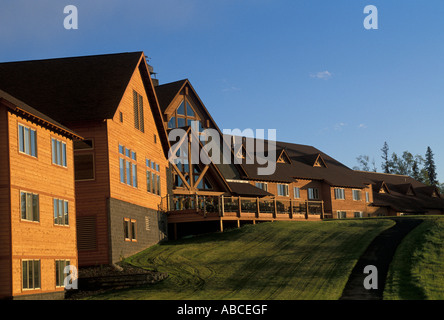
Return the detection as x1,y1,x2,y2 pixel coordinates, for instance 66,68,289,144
381,142,390,173
425,146,438,186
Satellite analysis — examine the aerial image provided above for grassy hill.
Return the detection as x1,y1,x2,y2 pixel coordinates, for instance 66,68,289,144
88,219,394,300
384,216,444,300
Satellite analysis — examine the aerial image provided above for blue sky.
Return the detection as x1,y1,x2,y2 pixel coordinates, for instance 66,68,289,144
1,0,444,181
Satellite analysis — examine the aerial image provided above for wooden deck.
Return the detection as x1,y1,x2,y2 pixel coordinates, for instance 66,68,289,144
163,195,324,239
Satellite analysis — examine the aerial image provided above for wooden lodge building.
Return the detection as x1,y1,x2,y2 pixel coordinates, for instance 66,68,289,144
1,51,444,298
0,90,81,299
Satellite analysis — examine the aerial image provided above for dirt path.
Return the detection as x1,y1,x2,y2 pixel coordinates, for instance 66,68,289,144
339,218,423,300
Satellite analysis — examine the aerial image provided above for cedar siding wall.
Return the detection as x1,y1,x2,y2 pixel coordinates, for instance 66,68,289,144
0,105,12,298
106,65,169,262
107,65,168,209
68,121,110,267
7,111,77,298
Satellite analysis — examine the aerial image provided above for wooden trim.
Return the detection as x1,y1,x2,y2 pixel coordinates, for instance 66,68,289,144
193,165,209,190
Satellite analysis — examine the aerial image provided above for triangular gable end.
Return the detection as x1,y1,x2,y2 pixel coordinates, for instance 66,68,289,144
313,154,327,168
277,149,292,164
378,181,390,194
406,184,416,196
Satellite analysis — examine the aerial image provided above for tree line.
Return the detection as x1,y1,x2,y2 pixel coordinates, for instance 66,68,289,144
354,142,441,190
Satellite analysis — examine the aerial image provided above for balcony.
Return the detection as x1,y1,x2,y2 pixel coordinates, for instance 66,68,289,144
160,194,324,223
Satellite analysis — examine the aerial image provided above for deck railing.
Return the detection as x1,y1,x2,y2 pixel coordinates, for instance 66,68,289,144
160,194,324,218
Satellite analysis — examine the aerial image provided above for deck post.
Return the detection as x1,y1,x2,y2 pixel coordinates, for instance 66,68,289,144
290,198,293,219
203,195,207,218
166,194,170,211
220,219,224,232
321,201,324,219
238,196,241,218
273,197,277,219
305,200,309,219
220,195,224,217
256,197,260,219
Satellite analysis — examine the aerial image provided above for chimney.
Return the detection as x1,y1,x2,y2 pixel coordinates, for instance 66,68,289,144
145,56,159,86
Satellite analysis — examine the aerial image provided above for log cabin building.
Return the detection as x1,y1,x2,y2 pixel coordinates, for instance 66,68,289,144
0,90,81,299
1,51,444,281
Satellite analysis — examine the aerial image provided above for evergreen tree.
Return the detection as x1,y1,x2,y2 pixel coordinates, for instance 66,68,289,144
381,142,390,173
425,146,438,186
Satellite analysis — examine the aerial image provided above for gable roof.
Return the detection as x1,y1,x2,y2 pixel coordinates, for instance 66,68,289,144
0,89,81,140
0,51,171,157
238,137,369,188
155,79,188,113
0,52,144,123
354,171,444,213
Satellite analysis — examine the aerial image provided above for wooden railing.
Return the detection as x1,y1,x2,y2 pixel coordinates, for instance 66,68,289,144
160,194,324,219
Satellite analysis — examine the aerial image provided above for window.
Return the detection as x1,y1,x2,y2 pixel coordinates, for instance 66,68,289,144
20,191,39,222
22,260,41,290
54,199,69,226
119,145,137,188
55,260,71,287
124,218,137,241
133,90,144,132
354,212,363,218
337,211,347,219
167,99,203,134
308,188,320,200
52,138,67,167
334,188,345,200
277,184,289,197
366,192,370,203
294,187,300,199
18,124,37,157
146,158,161,196
74,139,94,181
119,112,123,123
353,189,362,201
255,182,268,192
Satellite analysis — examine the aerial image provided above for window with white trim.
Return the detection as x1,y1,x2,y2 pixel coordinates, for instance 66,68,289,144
308,188,320,200
337,211,346,219
52,138,67,167
353,189,362,201
119,145,137,188
294,187,300,199
334,188,345,200
277,184,289,197
55,260,71,287
22,260,41,290
18,124,37,157
54,198,69,226
255,182,268,192
20,191,39,222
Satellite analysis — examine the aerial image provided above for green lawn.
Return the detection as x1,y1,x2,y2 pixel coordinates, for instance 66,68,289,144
87,219,394,300
384,216,444,300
